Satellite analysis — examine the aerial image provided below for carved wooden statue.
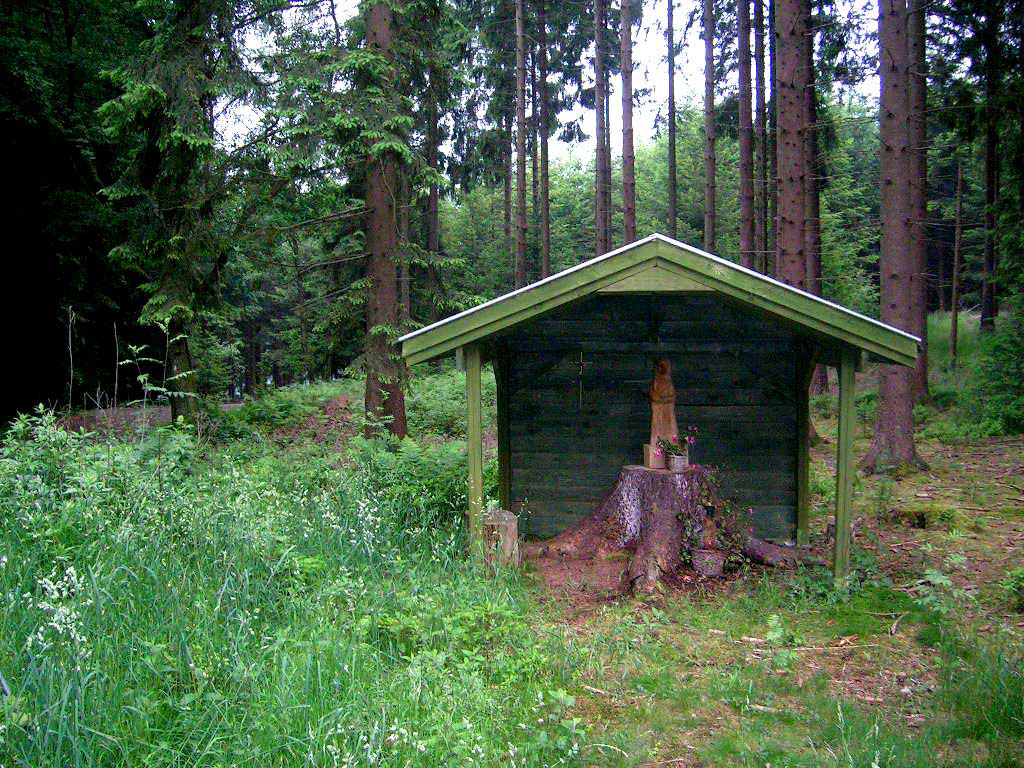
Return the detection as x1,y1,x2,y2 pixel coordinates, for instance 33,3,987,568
648,358,680,447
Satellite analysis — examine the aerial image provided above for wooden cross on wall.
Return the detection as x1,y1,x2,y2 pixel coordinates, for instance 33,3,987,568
576,350,593,411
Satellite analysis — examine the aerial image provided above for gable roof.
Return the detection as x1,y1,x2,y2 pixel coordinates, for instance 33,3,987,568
399,233,920,366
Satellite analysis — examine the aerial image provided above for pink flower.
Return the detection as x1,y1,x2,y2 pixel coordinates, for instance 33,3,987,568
653,446,663,456
671,434,679,443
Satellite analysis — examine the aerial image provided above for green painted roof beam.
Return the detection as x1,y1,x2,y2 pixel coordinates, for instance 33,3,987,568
400,234,920,367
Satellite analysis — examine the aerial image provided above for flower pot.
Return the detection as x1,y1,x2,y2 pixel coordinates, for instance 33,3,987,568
667,450,689,472
643,443,666,469
692,548,726,578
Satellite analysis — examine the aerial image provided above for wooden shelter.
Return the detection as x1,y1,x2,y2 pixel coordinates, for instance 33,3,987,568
399,234,919,580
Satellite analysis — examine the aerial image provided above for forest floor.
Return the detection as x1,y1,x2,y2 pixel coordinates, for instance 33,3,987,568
528,420,1024,767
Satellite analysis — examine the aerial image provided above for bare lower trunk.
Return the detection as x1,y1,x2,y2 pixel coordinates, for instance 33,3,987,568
621,0,638,244
703,0,717,252
594,0,610,256
754,0,768,271
363,1,407,439
667,0,678,238
909,0,929,398
514,0,528,288
950,160,963,366
538,0,551,276
399,171,411,320
738,0,756,268
167,317,199,424
980,8,1001,332
862,0,923,472
774,0,806,289
768,0,778,274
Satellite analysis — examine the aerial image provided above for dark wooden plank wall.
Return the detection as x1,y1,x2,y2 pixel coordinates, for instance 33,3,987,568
506,294,801,540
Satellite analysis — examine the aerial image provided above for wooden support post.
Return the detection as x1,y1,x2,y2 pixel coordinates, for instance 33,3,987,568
464,344,484,546
833,347,856,584
494,344,512,511
796,359,814,546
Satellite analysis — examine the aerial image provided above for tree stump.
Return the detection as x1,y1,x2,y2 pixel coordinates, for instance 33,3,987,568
543,465,714,593
541,464,804,594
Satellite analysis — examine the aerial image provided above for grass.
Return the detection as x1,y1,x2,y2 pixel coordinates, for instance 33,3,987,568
0,410,578,767
2,318,1022,767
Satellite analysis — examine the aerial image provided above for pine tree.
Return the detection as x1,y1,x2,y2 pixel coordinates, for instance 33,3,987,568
514,0,528,287
774,0,806,288
703,0,717,252
863,0,923,471
621,0,638,244
667,0,678,239
738,0,756,267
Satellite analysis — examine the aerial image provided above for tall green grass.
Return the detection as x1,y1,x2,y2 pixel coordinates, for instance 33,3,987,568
0,411,580,767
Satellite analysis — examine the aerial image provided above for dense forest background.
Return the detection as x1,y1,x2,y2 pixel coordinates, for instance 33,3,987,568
3,0,1023,455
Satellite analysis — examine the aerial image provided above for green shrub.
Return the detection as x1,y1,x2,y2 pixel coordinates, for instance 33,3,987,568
855,390,878,424
0,410,582,768
974,301,1024,433
941,635,1024,750
811,393,836,420
1001,568,1024,612
405,365,496,439
347,435,472,527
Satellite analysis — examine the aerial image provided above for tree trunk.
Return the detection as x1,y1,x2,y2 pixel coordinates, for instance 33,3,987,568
703,0,717,252
167,316,199,423
738,0,756,267
593,0,606,257
399,171,411,321
754,0,768,271
621,0,638,244
768,0,778,274
514,0,528,288
950,159,963,367
909,0,929,398
667,0,678,239
774,0,806,289
530,51,540,255
503,112,513,271
980,4,1002,332
538,0,552,276
363,1,407,439
862,0,923,472
543,465,716,593
802,0,827,395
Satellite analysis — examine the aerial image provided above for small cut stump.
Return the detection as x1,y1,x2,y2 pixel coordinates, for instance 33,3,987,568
543,465,713,593
541,465,800,594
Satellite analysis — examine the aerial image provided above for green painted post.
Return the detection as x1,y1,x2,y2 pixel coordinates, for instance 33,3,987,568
464,344,484,545
833,347,856,584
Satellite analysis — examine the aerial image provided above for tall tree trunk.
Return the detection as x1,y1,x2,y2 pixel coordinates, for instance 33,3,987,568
530,51,540,255
167,316,199,423
738,0,756,267
768,0,778,274
363,1,407,439
514,0,528,287
594,0,611,255
621,0,638,243
667,0,678,238
503,112,513,271
980,9,1001,332
603,56,613,247
802,0,827,395
909,0,928,398
399,171,411,321
538,0,552,276
754,0,768,271
950,160,963,367
774,0,806,289
703,0,717,252
862,0,922,472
